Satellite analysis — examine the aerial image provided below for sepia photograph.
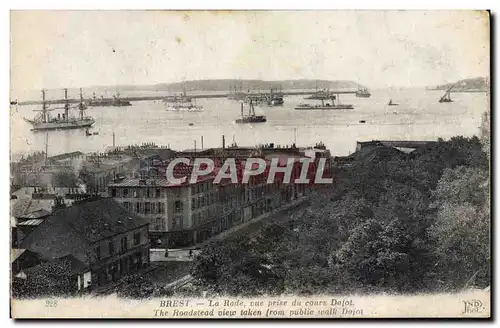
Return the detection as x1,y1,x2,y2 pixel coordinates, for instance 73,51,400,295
9,9,491,319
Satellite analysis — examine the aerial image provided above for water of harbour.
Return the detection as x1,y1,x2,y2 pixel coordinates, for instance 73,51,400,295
9,89,489,160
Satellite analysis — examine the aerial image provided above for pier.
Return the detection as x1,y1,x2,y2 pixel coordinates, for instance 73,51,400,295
17,90,359,106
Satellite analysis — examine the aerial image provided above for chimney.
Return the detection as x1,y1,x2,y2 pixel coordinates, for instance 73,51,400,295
222,135,225,149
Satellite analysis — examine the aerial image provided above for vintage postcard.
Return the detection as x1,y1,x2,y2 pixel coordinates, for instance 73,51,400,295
9,10,490,319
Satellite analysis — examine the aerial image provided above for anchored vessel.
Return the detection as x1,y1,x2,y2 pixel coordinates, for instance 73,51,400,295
295,94,354,110
388,99,399,106
355,88,371,98
266,87,284,106
164,87,193,103
87,92,132,107
165,97,203,112
439,84,455,103
227,83,248,101
24,89,95,131
305,89,334,100
245,93,267,105
235,100,266,123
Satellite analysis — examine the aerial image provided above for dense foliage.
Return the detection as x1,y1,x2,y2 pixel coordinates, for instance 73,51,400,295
191,136,490,296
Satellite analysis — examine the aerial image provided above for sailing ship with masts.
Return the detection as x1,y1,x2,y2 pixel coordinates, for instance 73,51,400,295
296,93,354,110
87,92,132,107
439,84,455,103
24,89,95,131
235,100,266,123
227,83,248,101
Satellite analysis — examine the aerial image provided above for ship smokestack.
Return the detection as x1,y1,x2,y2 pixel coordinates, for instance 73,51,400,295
222,135,225,149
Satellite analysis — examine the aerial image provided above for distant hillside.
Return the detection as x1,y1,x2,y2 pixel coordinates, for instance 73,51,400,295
18,79,366,103
109,79,365,93
430,77,489,92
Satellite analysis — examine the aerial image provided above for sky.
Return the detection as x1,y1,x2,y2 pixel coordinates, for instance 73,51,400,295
10,10,490,99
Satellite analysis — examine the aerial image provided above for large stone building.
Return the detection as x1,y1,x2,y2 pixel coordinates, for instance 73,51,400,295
108,146,334,248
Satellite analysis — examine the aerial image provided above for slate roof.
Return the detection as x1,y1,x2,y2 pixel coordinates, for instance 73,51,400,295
23,254,88,277
20,198,149,265
11,197,54,219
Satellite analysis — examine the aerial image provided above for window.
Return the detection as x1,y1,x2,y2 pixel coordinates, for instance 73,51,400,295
157,202,164,214
144,202,151,214
134,232,141,246
174,200,183,213
154,217,163,231
136,202,140,213
94,245,101,260
120,237,128,253
111,188,117,197
155,188,161,198
123,202,130,211
109,240,114,256
146,188,151,198
123,188,129,198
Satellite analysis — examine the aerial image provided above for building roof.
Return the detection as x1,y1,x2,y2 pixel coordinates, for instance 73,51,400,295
11,197,54,219
17,218,45,226
11,249,27,262
48,151,84,162
108,176,214,188
20,198,149,264
23,254,88,277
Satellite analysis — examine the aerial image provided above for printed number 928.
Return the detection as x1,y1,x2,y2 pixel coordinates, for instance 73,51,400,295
45,299,58,308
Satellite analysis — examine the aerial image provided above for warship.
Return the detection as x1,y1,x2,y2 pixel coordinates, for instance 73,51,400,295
24,89,95,131
164,87,193,103
235,100,266,123
87,92,132,107
266,87,284,106
295,94,354,110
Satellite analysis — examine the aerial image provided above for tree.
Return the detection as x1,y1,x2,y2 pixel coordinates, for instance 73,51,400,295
429,165,490,290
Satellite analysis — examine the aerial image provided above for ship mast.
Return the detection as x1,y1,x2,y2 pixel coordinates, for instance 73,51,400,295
64,88,69,121
41,89,48,123
79,88,85,120
45,131,49,165
249,100,255,116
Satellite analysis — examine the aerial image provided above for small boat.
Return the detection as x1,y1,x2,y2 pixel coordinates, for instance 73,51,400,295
235,101,267,124
439,84,455,103
359,120,366,123
188,123,194,126
93,132,99,135
388,99,399,106
85,128,92,136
